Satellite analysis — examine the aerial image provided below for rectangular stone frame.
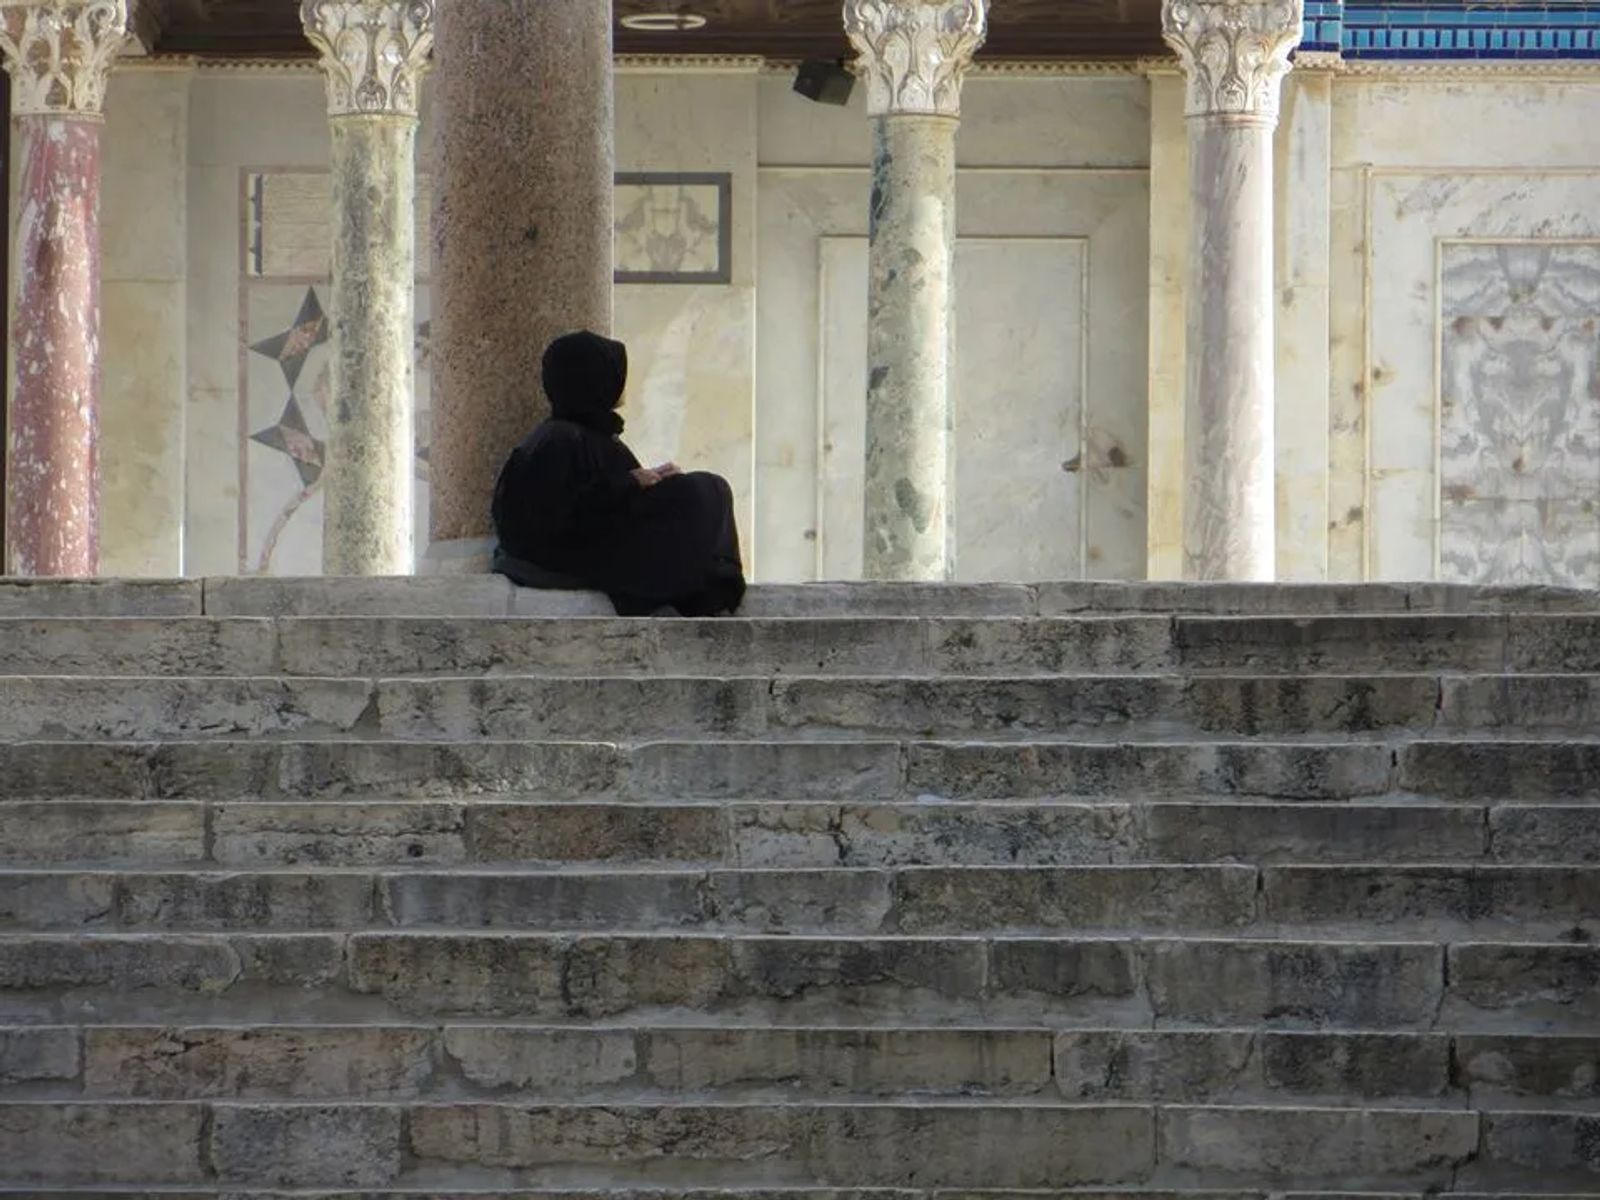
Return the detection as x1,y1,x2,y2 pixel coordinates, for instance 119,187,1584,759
614,171,734,286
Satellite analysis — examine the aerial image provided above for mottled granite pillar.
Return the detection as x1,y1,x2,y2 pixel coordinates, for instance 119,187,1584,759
428,0,613,570
0,1,128,576
845,0,986,582
1163,0,1301,581
302,0,433,576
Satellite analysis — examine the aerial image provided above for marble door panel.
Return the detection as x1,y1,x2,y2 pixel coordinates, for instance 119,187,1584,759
816,235,1086,582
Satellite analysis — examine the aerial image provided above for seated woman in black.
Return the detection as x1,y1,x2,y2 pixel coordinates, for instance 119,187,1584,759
491,330,746,617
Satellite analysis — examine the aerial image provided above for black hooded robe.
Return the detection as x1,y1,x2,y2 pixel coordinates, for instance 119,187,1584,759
491,331,746,617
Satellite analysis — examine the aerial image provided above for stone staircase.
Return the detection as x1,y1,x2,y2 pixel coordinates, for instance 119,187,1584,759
0,575,1597,1196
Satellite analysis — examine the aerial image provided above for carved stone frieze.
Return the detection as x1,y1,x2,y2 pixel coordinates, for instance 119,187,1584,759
300,0,434,118
0,0,128,117
844,0,988,118
1161,0,1302,122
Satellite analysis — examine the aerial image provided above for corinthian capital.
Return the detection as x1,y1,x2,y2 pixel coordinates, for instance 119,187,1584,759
1162,0,1302,122
0,0,128,117
844,0,988,119
301,0,434,118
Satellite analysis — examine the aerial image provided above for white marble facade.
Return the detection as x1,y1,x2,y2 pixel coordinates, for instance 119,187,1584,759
86,61,1600,584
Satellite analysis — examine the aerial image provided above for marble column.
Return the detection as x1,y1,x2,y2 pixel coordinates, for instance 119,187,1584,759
0,0,128,577
845,0,987,582
427,0,613,572
302,0,433,576
1163,0,1302,582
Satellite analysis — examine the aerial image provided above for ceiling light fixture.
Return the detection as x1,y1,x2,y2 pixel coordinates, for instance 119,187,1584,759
620,13,709,32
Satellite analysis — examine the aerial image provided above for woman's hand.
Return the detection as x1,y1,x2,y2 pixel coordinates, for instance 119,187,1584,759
631,467,662,488
654,462,682,478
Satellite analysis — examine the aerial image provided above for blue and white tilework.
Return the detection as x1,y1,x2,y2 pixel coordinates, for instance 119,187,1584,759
1298,2,1600,60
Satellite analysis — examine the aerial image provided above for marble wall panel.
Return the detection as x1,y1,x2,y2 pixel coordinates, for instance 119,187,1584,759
1144,72,1187,581
754,72,1151,170
814,236,1087,583
104,68,188,282
1362,169,1600,581
183,386,239,578
617,72,757,288
756,165,1149,583
755,170,867,580
101,281,185,576
1327,75,1600,580
615,285,756,553
1438,242,1600,586
1274,69,1334,582
101,66,190,577
1347,79,1600,171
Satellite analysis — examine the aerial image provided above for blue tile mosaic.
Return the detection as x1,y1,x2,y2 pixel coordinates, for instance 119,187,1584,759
1322,0,1600,60
1295,1,1600,59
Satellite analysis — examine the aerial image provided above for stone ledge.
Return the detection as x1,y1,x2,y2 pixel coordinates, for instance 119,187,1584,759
2,577,1599,620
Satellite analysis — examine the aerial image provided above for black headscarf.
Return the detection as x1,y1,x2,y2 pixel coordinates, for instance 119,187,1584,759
542,330,629,436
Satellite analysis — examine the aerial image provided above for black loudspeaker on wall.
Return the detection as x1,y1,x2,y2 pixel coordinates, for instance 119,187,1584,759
793,60,856,106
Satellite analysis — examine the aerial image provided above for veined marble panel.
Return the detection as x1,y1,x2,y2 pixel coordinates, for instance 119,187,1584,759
1362,169,1600,580
1439,241,1600,586
615,174,732,282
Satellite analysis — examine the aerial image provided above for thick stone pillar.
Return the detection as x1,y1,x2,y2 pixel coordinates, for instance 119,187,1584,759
0,0,127,576
428,0,613,571
302,0,433,576
1163,0,1301,581
845,0,986,582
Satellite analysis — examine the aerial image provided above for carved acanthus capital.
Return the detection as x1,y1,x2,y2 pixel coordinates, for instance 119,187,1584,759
844,0,988,119
1162,0,1302,122
0,0,128,117
301,0,434,118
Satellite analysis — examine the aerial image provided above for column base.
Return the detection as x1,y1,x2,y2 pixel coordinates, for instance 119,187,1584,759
420,537,497,576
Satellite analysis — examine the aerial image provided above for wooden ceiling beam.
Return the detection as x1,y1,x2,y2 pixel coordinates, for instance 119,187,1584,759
149,1,1165,61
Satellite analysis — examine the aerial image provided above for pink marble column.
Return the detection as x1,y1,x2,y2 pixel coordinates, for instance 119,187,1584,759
8,116,102,575
0,0,128,576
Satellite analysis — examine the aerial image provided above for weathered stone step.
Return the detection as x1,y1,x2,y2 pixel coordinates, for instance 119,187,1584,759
8,611,1600,678
26,1197,1600,1200
0,1098,1590,1190
9,672,1600,740
3,1196,1583,1200
7,574,1600,619
18,798,1580,870
5,1023,1591,1110
7,800,1523,870
0,1196,1586,1200
1,932,1590,1031
3,865,1593,938
5,736,1599,808
0,866,1256,934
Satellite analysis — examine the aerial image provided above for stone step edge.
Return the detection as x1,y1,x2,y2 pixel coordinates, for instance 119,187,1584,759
8,669,1600,681
9,574,1600,615
6,862,1595,875
0,931,1584,949
0,1196,1578,1200
0,1197,1585,1200
0,1098,1561,1112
